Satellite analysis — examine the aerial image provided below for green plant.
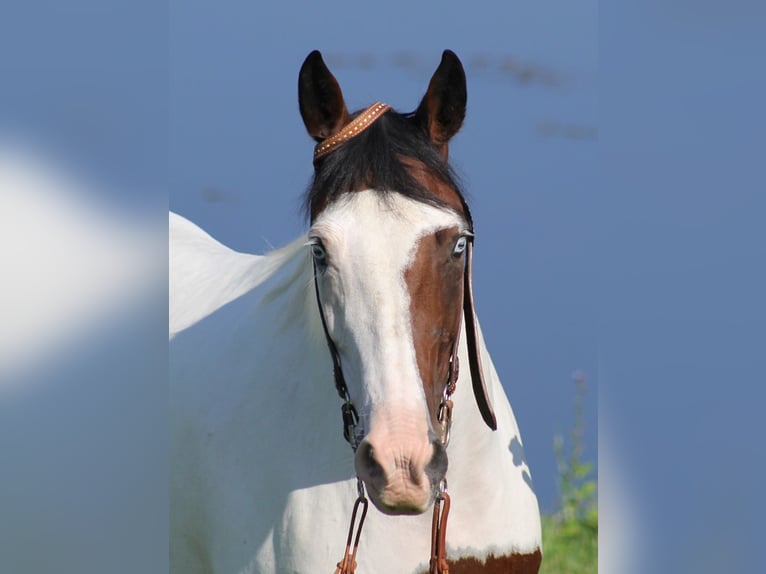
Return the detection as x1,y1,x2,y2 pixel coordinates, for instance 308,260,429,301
540,371,597,573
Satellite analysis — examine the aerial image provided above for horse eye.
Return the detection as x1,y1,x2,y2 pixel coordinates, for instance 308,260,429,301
311,243,327,262
452,236,467,256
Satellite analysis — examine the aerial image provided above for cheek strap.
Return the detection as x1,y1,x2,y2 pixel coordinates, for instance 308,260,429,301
314,239,498,434
463,240,497,431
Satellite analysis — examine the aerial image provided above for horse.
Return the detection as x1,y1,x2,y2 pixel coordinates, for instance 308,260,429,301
170,50,542,574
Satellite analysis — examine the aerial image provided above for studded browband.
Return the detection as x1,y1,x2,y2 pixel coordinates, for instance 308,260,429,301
314,102,391,161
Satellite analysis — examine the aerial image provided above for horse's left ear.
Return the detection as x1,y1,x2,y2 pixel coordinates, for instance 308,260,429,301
298,50,350,142
415,50,467,156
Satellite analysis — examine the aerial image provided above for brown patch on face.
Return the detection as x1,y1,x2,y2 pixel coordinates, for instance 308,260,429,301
419,550,543,574
400,156,466,217
404,226,466,431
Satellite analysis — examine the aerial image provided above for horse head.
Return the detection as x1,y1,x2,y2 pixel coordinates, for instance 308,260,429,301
299,50,496,516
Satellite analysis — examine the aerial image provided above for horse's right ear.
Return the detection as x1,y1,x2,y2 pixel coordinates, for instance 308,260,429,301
298,51,350,143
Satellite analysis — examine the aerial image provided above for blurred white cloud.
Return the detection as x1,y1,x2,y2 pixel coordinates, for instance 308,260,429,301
0,144,163,386
599,405,645,574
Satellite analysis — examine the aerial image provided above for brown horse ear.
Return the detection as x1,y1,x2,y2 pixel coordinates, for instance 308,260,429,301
415,50,467,156
298,51,350,142
463,240,497,431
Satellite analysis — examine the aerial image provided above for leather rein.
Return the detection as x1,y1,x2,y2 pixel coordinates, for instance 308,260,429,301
310,102,494,574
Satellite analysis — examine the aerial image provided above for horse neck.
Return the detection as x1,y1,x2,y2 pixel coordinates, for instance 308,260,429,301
446,320,529,499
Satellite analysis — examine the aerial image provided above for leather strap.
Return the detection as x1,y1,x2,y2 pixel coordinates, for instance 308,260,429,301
315,102,390,161
463,240,497,430
313,261,348,401
313,239,497,432
429,492,451,574
334,488,369,574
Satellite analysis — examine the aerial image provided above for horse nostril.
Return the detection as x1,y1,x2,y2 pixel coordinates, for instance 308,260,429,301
356,440,384,482
425,440,448,483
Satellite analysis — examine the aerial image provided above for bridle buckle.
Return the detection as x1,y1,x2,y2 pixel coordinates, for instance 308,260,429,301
341,400,360,450
437,394,454,447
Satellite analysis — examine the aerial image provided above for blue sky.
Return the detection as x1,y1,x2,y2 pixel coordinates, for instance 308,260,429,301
2,1,765,572
600,3,765,571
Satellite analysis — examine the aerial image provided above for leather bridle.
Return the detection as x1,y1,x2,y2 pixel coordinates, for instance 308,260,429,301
312,236,496,451
310,101,497,574
311,260,362,450
312,245,465,452
314,238,494,574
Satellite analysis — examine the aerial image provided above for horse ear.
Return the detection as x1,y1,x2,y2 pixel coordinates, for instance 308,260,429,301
415,50,467,155
298,50,350,143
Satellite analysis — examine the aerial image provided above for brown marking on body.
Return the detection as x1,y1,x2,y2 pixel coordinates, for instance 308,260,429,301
419,550,542,574
404,226,465,430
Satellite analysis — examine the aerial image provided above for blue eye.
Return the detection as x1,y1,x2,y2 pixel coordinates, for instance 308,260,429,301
311,242,327,262
453,236,467,256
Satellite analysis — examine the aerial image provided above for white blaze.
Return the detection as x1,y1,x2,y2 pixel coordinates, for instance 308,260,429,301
310,190,465,424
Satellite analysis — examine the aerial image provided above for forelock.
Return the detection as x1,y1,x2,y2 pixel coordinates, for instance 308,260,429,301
304,108,473,228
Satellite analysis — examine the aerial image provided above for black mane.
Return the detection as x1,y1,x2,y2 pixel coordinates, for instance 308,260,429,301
304,108,473,227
